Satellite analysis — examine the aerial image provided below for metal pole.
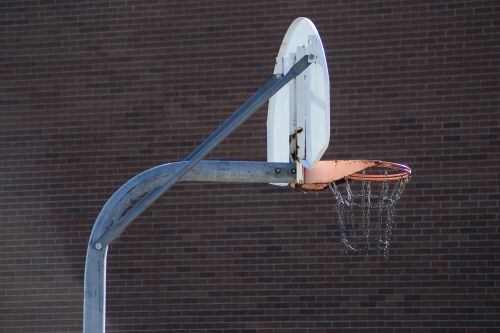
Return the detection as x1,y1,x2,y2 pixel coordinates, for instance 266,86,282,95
84,161,295,333
83,56,311,333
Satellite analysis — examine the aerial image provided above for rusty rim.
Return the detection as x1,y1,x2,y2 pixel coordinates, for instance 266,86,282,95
346,160,411,182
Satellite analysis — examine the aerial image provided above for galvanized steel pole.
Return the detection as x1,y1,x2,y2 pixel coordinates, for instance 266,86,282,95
83,161,295,333
83,56,311,333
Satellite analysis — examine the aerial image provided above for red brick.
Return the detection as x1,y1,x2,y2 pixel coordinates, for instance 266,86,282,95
1,1,499,332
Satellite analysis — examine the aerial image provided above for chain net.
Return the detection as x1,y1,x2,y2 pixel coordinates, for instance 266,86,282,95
329,170,409,258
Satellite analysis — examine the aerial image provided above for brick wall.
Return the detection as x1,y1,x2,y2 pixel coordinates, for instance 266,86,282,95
1,1,499,332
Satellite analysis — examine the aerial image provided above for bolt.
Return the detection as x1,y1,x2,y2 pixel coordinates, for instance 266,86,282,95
95,243,102,250
291,168,296,175
308,54,315,62
275,168,281,174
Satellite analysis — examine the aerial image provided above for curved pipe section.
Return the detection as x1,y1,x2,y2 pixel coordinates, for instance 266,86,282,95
83,160,296,333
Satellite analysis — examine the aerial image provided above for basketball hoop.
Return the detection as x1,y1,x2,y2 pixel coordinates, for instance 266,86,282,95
301,160,411,258
84,17,413,332
345,160,411,182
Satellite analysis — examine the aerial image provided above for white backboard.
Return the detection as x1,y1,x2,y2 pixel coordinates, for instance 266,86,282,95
267,17,330,174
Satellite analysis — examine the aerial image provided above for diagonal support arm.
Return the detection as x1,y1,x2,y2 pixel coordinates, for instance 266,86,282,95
93,55,311,249
83,56,311,333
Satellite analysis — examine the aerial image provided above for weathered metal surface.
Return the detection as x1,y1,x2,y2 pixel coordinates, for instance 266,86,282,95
83,161,295,332
84,55,312,333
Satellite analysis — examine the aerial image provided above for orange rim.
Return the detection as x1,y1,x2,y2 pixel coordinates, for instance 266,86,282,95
346,160,411,182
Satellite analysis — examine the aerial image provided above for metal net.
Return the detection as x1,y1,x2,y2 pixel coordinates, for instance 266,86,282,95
329,170,410,258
